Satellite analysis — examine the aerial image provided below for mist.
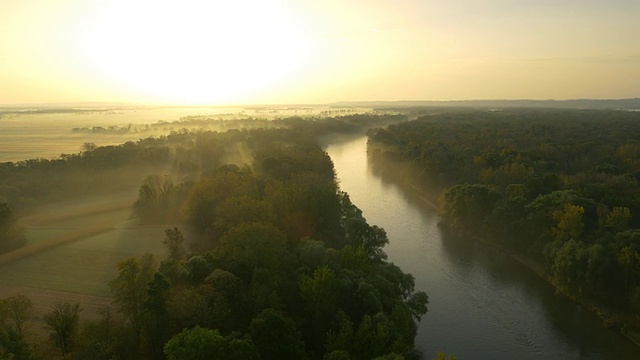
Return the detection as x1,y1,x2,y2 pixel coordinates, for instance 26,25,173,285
1,106,640,359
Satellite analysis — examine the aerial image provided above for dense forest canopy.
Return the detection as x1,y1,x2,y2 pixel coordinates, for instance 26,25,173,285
368,108,640,333
0,114,432,359
0,113,404,215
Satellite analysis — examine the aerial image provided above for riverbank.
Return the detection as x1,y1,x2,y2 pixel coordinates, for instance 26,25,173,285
366,148,640,349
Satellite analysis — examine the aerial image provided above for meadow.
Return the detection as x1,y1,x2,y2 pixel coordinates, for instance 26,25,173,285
0,192,172,323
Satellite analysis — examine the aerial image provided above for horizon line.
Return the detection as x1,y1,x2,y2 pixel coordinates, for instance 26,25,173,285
1,97,640,109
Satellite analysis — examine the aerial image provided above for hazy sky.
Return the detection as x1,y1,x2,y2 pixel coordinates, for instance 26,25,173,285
1,0,639,105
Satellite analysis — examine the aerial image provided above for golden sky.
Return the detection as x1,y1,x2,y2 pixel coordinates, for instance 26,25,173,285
1,0,639,105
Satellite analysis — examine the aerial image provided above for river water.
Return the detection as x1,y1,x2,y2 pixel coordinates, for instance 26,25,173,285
325,135,640,360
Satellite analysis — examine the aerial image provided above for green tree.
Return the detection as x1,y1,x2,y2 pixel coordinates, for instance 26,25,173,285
552,203,585,242
185,255,215,284
0,295,32,340
604,206,632,232
164,326,257,360
248,308,306,360
143,273,171,360
44,302,81,359
109,254,156,350
0,295,33,359
74,306,124,360
213,195,276,236
343,215,389,260
300,266,339,352
134,175,176,223
164,326,226,360
184,170,259,234
215,222,288,282
205,269,249,330
438,184,501,233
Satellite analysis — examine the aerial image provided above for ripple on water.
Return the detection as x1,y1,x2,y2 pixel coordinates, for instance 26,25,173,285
326,136,640,360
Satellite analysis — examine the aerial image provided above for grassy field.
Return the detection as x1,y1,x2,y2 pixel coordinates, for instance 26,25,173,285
0,191,175,327
0,224,169,297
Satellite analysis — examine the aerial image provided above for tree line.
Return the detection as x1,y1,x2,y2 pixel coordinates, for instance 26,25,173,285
0,114,404,251
368,108,640,331
1,114,432,359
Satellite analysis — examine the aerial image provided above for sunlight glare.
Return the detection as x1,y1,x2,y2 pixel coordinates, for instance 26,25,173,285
82,0,310,104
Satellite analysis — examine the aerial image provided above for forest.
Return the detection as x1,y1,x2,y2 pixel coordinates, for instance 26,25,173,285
0,114,431,359
368,108,640,340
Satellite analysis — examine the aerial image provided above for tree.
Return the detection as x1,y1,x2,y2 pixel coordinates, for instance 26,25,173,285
143,273,171,360
215,222,288,282
552,203,585,242
604,206,632,232
109,254,156,350
164,326,257,360
163,227,186,261
164,326,226,360
205,269,249,330
339,192,387,254
213,195,276,236
74,306,124,360
248,308,306,360
0,203,26,253
0,295,33,359
81,142,97,154
300,266,339,352
184,171,260,234
326,310,413,360
406,291,429,322
0,295,32,340
44,302,81,359
324,350,352,360
434,352,458,360
134,175,176,223
438,184,501,233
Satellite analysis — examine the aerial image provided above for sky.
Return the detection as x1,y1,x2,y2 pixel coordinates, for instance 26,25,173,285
1,0,639,105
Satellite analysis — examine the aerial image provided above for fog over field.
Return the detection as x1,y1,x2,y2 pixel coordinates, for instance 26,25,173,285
0,106,386,336
0,105,366,162
1,0,639,358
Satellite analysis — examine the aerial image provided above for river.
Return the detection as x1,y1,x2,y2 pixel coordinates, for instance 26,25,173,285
324,135,640,360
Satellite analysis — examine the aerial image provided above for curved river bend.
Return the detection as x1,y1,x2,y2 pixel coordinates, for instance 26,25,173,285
325,136,640,360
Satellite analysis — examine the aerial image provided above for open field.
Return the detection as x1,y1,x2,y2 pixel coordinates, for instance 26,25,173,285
0,223,169,297
0,192,174,323
0,105,368,162
0,106,240,162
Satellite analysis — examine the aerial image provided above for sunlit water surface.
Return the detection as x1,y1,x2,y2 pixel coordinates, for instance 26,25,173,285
325,136,640,360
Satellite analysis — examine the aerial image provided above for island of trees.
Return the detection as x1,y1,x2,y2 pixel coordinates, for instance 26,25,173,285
368,108,640,343
0,114,430,359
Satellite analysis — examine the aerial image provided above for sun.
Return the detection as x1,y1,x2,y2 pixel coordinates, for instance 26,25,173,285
80,0,311,105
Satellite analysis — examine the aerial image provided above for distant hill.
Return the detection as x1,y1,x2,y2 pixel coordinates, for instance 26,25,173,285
330,98,640,110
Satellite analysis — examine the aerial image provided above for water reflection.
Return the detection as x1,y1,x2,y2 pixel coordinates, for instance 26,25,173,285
326,135,640,359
